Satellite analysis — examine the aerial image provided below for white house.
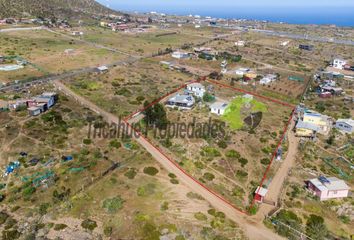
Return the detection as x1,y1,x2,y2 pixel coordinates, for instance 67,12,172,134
336,119,354,133
210,102,228,116
166,94,195,109
95,65,109,73
333,58,347,70
307,176,350,201
172,51,190,59
186,83,206,98
71,31,84,36
235,68,250,75
235,40,245,47
260,74,277,85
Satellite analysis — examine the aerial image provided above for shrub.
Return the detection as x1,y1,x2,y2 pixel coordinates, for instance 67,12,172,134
137,183,156,197
203,172,215,181
104,226,112,237
0,212,9,225
261,158,271,165
109,139,121,149
2,229,21,240
236,170,248,178
83,139,92,145
168,173,176,178
238,158,248,167
217,140,227,149
22,186,36,199
124,168,137,179
54,224,67,231
170,179,179,184
143,167,159,176
81,219,97,231
225,150,240,159
194,212,207,221
102,196,124,213
161,201,169,211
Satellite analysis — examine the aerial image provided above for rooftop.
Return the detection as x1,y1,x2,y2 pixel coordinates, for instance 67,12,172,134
309,177,349,192
296,120,320,131
210,102,228,110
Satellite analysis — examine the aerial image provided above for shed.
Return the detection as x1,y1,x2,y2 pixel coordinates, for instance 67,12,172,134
28,106,42,116
210,102,228,116
254,187,268,203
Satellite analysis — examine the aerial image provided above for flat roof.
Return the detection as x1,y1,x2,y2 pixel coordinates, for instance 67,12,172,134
210,102,228,110
309,177,349,191
255,186,268,197
296,120,320,131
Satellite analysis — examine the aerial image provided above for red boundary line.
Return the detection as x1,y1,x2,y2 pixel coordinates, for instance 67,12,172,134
250,108,296,209
207,79,296,109
124,120,248,215
124,78,296,216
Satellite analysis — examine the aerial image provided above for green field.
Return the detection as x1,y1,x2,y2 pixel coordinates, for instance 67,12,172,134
222,96,267,130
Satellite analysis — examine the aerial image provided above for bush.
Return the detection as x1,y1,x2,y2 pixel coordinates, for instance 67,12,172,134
83,139,92,145
143,167,159,176
0,212,9,225
54,224,67,231
306,214,327,240
22,186,36,199
236,170,248,178
124,168,137,179
261,158,271,165
238,158,248,167
81,219,97,231
137,183,156,197
170,179,179,184
104,226,112,237
2,229,21,240
161,201,169,211
225,150,240,159
217,140,227,149
194,212,207,221
109,139,121,149
102,196,124,213
203,172,215,181
168,173,176,178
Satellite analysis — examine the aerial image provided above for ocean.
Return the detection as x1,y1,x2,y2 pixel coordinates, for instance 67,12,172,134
105,4,354,27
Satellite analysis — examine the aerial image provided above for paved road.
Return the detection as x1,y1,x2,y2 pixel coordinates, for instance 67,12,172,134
53,80,284,240
0,26,45,32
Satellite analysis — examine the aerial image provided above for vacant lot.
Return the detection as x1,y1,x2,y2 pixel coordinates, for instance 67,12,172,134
0,29,124,82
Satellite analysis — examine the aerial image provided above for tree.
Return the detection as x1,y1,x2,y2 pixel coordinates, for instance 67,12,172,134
274,210,302,240
306,215,328,240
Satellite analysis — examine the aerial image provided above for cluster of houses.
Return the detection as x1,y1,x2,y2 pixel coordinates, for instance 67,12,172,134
295,106,354,138
256,175,350,203
332,58,354,71
0,92,58,116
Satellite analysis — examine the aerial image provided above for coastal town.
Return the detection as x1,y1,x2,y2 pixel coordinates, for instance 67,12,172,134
0,1,353,240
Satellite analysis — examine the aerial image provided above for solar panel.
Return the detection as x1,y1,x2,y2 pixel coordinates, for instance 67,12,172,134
319,176,330,184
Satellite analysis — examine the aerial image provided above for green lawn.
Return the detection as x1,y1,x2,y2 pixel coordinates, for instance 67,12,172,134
222,97,267,130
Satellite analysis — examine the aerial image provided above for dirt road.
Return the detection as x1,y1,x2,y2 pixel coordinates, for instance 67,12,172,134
256,120,299,219
54,80,284,240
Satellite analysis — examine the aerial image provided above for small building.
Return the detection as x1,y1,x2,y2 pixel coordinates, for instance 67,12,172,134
335,119,354,133
0,55,5,63
171,51,190,59
64,49,75,55
280,40,290,46
295,120,319,137
260,74,277,85
254,187,268,203
319,92,332,98
35,96,54,108
210,102,228,116
28,106,42,116
95,65,109,73
299,44,314,51
186,83,206,98
333,58,347,70
235,68,250,76
303,112,330,133
166,94,195,109
307,176,350,201
320,86,343,96
235,40,245,47
72,31,84,36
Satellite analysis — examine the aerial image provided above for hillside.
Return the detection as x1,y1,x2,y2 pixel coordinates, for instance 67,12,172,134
0,0,119,18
